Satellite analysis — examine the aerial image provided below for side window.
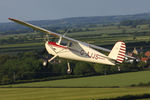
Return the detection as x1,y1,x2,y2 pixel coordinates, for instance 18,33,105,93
68,42,73,47
60,39,68,46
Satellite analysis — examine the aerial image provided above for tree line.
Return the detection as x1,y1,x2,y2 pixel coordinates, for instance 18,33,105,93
120,19,150,27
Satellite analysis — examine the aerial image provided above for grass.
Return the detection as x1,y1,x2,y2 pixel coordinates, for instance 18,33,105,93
0,87,150,100
1,71,150,88
98,93,150,100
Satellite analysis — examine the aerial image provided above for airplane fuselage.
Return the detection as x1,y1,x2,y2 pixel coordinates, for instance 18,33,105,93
45,41,115,65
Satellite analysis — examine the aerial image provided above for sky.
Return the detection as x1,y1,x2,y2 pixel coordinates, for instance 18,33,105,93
1,0,150,23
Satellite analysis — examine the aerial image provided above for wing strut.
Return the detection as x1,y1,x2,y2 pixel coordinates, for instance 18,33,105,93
48,55,58,62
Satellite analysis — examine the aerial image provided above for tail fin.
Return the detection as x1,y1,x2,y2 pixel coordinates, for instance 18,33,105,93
108,41,126,63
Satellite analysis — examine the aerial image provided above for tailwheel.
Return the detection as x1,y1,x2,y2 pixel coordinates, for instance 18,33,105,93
67,61,72,74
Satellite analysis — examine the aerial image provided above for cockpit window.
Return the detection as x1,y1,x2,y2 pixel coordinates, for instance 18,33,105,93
51,37,59,43
60,39,68,46
48,35,59,43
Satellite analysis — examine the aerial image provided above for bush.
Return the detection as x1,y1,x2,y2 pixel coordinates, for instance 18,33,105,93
94,64,118,75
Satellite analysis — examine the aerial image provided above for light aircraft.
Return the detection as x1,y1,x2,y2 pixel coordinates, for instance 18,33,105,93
8,18,131,73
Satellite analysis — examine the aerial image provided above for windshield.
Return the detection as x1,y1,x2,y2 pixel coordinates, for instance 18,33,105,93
45,35,59,43
60,38,68,46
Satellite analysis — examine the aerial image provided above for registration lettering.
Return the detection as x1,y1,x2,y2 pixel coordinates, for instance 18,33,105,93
80,50,104,60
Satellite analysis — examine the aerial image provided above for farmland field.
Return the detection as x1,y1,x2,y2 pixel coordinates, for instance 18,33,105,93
0,87,150,100
1,24,150,53
1,71,150,88
0,42,44,53
1,25,150,54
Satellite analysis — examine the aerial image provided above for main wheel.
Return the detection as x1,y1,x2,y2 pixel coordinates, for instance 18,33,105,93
43,60,48,66
67,68,72,74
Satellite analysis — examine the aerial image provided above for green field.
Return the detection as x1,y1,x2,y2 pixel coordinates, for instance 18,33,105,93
0,42,44,53
1,71,150,88
0,87,150,100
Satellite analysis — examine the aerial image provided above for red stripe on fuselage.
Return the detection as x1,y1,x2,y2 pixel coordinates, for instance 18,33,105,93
48,42,68,49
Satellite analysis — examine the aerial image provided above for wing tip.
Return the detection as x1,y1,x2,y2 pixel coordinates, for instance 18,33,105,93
8,18,16,21
8,18,12,20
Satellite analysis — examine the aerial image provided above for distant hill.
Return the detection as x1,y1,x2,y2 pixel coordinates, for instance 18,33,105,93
1,12,150,34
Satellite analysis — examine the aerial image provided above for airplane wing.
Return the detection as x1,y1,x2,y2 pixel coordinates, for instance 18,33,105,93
88,44,111,52
8,18,61,37
8,18,81,44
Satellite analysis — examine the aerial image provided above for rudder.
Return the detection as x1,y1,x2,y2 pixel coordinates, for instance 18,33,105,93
108,41,126,63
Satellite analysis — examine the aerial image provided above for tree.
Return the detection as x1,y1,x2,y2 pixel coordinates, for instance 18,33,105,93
137,61,146,70
58,61,68,75
93,64,106,75
73,62,95,75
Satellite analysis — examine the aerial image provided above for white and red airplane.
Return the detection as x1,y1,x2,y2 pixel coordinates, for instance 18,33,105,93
9,18,129,73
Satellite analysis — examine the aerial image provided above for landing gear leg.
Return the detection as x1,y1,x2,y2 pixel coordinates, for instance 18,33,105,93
67,61,72,74
43,55,58,67
48,55,58,62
